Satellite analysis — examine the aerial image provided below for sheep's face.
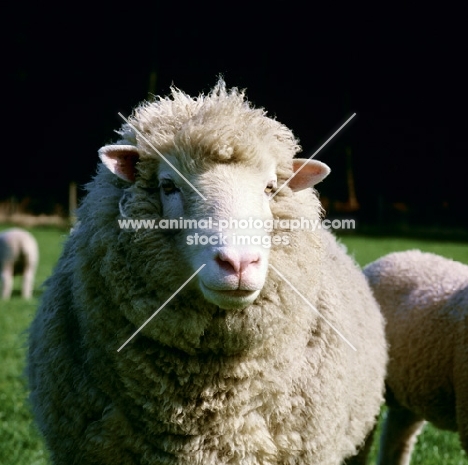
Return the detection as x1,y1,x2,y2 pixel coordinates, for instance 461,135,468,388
100,146,329,311
158,160,276,310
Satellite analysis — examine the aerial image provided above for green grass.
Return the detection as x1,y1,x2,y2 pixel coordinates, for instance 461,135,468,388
340,235,468,269
0,226,466,464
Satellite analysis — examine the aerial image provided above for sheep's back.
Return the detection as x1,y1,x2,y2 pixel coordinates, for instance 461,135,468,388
0,228,38,271
364,250,468,431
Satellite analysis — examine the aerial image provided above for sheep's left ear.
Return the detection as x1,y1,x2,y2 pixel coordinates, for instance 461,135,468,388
288,159,331,191
98,145,140,182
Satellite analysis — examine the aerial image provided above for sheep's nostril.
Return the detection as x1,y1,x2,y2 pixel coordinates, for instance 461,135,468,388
216,249,261,275
216,254,239,273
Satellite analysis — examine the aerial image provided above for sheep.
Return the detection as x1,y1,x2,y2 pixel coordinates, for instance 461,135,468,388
0,227,39,300
28,79,387,465
362,250,468,465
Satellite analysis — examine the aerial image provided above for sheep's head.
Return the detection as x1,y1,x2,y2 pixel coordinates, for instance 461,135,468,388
99,80,330,311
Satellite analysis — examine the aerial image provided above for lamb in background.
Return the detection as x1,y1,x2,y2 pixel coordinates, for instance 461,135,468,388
28,79,387,464
363,250,468,465
0,227,39,300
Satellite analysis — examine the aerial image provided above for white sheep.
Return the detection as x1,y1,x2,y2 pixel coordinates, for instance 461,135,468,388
363,250,468,465
0,227,39,300
28,79,387,464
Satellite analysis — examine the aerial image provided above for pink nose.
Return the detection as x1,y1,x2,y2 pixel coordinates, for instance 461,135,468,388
215,248,261,275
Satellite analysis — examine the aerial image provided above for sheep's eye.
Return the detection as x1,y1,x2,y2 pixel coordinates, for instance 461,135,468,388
265,182,275,195
160,179,179,195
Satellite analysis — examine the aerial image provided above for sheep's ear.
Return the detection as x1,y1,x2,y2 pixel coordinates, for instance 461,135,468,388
288,159,330,191
98,145,140,182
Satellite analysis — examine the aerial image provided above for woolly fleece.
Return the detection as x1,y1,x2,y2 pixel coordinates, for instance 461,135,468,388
28,81,386,465
364,250,468,463
0,227,38,299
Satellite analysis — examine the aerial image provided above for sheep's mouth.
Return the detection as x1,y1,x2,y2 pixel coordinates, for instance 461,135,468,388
201,283,261,309
203,285,259,298
214,289,257,297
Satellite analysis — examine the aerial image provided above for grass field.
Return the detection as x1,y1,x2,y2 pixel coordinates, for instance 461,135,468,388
0,226,467,464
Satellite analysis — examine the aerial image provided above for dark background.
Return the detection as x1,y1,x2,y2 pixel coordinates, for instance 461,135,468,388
5,3,468,233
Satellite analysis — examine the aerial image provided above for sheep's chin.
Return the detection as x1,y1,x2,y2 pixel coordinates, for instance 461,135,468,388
201,287,261,310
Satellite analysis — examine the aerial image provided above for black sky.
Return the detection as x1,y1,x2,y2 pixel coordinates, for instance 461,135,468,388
5,3,468,225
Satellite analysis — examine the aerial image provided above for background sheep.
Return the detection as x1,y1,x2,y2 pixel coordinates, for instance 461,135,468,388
0,228,39,300
28,80,387,464
363,250,468,465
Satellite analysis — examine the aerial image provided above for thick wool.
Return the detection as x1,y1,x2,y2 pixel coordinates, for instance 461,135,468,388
0,227,38,299
28,81,387,465
364,250,468,464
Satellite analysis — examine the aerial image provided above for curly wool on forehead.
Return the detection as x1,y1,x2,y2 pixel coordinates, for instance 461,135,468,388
120,79,301,167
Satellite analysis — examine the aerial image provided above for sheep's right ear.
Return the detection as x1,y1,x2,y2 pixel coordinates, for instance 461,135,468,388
99,145,140,182
288,159,331,191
